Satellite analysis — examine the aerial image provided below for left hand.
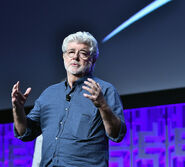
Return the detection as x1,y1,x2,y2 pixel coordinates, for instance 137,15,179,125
82,78,105,107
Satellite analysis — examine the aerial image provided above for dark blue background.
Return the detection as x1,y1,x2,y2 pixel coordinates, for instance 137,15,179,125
0,0,184,110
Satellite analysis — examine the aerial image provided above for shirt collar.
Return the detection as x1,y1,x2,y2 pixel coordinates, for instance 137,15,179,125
64,73,93,89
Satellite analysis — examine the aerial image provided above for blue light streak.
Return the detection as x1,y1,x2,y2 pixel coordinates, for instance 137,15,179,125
102,0,172,43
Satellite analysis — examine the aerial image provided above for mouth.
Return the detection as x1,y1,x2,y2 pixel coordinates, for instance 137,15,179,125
71,63,80,67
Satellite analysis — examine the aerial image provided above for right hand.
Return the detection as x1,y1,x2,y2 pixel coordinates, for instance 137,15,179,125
11,81,31,110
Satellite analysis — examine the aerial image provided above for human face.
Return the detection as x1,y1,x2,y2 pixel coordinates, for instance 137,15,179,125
63,42,94,76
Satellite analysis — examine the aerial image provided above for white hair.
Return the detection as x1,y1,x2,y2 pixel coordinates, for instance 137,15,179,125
62,31,99,59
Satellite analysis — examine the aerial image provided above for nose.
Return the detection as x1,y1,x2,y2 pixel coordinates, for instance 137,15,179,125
72,51,80,60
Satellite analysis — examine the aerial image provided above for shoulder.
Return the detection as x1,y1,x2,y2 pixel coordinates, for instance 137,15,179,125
93,77,122,106
39,81,65,97
92,77,117,93
93,77,112,87
46,81,64,90
33,81,65,106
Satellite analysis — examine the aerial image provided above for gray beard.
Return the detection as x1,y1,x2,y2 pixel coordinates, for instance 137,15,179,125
64,61,93,76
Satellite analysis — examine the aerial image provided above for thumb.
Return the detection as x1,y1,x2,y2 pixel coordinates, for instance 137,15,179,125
24,87,32,98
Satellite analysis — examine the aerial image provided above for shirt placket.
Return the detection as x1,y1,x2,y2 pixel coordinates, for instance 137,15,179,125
52,85,76,165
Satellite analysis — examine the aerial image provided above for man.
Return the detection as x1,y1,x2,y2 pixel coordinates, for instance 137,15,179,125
12,31,127,167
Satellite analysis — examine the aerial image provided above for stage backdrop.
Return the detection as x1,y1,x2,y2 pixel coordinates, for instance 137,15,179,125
0,103,185,167
0,0,185,110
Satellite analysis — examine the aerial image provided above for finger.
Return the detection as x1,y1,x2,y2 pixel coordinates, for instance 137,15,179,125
24,87,31,97
12,94,26,107
87,78,100,90
97,83,101,89
83,93,97,101
12,84,22,97
17,81,20,92
84,81,97,90
13,83,17,90
11,88,18,97
82,85,94,94
87,78,98,86
83,93,94,100
12,81,19,92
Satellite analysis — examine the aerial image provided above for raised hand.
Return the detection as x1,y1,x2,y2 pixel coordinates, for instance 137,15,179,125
82,78,105,108
11,81,31,110
82,78,122,138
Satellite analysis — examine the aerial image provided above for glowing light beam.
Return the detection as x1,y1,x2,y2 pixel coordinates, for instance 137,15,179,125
102,0,172,43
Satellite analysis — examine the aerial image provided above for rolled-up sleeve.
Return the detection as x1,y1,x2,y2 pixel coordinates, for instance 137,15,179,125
14,125,32,141
104,85,127,143
106,120,127,143
13,99,42,141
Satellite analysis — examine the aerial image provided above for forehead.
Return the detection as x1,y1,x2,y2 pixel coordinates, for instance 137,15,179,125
67,41,90,50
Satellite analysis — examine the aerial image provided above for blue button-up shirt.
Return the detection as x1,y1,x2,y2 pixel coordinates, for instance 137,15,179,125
15,75,126,167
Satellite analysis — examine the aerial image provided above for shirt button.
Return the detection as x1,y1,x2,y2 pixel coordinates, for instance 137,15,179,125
65,108,68,111
55,137,58,140
60,121,63,125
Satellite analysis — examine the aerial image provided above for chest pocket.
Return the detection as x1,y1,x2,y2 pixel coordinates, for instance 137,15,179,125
65,90,97,139
68,101,96,139
75,113,91,139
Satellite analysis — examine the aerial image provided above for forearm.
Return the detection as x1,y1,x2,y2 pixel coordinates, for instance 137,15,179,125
98,100,121,138
13,107,27,136
82,78,124,139
11,81,31,136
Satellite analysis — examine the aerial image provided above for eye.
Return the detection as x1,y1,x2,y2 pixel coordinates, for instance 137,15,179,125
67,50,75,57
68,50,75,54
79,51,89,58
80,51,88,56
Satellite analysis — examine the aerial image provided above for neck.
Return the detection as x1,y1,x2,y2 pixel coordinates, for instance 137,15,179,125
67,72,89,88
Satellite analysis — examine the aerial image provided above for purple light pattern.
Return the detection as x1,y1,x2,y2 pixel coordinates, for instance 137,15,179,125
0,103,185,167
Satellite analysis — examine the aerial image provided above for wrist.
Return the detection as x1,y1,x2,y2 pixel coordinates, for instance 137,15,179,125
12,105,24,113
98,99,108,110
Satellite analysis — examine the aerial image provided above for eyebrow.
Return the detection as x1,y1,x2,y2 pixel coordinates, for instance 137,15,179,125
80,49,89,52
67,48,89,52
